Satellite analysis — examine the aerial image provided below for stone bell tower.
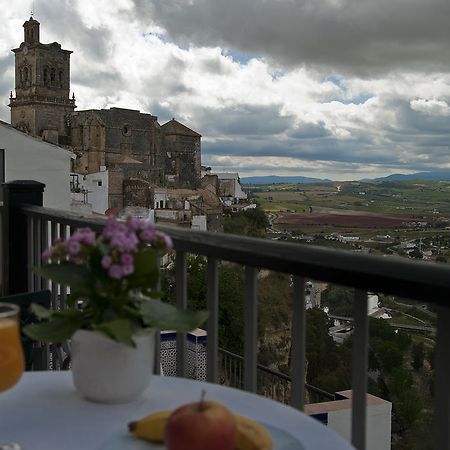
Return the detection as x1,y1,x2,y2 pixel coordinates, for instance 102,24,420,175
9,17,76,144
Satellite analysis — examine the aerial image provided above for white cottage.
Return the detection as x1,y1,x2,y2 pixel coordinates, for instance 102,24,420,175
0,120,74,210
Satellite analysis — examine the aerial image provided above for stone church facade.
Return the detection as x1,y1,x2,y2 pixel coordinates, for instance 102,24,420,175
9,18,202,211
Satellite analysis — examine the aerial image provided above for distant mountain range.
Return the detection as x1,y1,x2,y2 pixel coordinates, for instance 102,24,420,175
241,175,332,184
241,171,450,185
365,171,450,182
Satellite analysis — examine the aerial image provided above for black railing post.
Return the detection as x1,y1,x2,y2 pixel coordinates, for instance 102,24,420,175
2,180,44,295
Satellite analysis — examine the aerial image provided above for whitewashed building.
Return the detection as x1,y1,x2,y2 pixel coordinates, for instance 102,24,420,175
306,390,392,450
214,172,248,205
0,120,74,210
70,168,109,215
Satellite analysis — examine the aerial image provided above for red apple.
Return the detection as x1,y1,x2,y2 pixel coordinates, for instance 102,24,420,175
164,395,238,450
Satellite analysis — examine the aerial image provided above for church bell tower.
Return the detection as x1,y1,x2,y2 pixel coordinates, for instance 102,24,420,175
9,17,76,144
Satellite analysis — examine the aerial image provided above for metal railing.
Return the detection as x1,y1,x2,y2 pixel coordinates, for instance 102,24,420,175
218,348,335,405
2,180,450,450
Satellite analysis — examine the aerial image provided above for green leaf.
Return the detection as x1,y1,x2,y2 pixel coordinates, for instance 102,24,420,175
52,309,86,319
141,289,163,298
129,249,159,289
23,314,84,342
92,319,136,347
97,240,111,256
32,262,91,291
65,290,86,307
30,303,52,319
138,296,208,332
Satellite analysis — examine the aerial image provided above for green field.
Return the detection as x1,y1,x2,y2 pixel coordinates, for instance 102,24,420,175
252,180,450,217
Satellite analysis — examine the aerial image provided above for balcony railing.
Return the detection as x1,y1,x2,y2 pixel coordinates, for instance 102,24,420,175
218,348,335,405
2,180,450,450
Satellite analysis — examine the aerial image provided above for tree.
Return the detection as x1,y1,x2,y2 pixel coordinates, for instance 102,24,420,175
224,207,268,238
409,248,423,259
411,342,425,371
217,264,245,353
304,308,339,382
321,285,354,316
161,256,245,354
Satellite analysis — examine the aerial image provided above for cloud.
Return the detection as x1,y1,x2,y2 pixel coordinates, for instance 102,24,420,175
131,0,450,76
410,99,450,117
203,154,420,180
192,103,294,136
0,0,449,181
289,121,331,139
0,54,14,117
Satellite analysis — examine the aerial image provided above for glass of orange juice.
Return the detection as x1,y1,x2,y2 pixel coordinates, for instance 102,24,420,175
0,303,25,393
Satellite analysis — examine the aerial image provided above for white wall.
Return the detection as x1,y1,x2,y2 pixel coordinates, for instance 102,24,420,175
192,215,207,231
233,178,248,200
368,294,379,315
327,402,392,450
215,172,247,201
77,170,108,215
1,122,74,210
154,190,168,209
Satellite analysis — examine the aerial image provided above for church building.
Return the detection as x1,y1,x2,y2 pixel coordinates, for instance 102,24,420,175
9,17,202,211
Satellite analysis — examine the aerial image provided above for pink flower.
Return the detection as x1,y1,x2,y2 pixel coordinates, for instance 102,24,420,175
78,228,95,245
127,217,143,231
101,255,113,269
154,230,173,250
108,265,123,280
41,248,53,261
121,253,134,266
66,240,81,256
140,223,157,242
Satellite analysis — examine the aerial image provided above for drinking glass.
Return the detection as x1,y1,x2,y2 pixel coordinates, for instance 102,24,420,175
0,303,24,450
0,303,25,392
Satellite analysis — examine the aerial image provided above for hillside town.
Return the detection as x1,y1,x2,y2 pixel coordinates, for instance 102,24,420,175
1,13,448,450
1,17,253,231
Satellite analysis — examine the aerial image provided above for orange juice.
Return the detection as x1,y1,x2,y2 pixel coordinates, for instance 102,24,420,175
0,319,25,392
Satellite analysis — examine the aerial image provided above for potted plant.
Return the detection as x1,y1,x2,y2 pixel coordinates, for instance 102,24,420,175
24,216,208,403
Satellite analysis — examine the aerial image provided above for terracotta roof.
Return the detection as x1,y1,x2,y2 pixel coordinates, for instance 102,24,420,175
105,207,120,217
161,119,201,137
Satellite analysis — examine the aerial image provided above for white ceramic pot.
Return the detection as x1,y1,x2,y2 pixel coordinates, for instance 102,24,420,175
71,328,155,403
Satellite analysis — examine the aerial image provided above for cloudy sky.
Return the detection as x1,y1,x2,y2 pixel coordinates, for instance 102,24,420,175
1,0,449,180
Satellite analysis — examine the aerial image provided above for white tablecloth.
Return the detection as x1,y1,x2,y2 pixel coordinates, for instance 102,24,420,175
0,372,354,450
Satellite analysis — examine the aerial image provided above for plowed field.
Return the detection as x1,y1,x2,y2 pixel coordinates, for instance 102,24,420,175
276,212,416,228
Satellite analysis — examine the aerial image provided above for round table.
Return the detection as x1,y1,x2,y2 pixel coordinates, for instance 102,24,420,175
0,372,354,449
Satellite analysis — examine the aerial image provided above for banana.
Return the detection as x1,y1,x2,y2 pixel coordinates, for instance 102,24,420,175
128,409,171,442
128,410,273,450
235,415,273,450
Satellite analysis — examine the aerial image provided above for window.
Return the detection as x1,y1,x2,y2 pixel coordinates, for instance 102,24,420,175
50,68,55,82
23,67,28,82
59,71,63,86
122,124,131,136
97,181,102,187
43,68,48,83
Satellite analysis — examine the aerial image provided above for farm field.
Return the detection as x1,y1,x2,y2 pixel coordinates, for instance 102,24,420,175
253,180,450,217
249,180,450,260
